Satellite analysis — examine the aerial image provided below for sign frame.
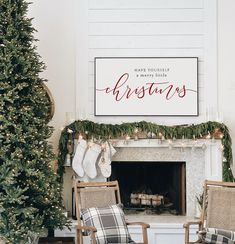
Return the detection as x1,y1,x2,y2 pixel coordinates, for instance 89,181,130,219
94,57,198,116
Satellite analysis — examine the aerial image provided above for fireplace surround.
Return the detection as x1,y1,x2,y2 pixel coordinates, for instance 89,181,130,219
110,138,222,217
71,138,222,217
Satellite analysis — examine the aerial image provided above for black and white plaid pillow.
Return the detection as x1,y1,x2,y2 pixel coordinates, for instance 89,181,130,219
81,204,134,244
199,228,235,244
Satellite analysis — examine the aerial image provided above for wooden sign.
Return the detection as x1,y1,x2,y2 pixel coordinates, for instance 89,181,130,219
95,57,198,116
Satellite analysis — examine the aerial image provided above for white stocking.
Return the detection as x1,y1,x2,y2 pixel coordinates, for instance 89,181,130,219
98,142,116,178
83,143,101,179
72,139,87,177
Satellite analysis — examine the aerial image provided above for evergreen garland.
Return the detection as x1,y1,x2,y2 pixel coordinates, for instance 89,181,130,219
58,120,234,183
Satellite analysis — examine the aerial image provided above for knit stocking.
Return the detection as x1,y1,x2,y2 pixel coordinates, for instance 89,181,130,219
83,143,101,179
72,139,87,177
98,142,116,178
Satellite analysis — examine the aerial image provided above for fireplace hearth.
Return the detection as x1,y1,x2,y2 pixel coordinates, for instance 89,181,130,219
109,161,186,215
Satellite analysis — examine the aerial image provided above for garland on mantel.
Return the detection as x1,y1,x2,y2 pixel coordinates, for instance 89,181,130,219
57,120,234,183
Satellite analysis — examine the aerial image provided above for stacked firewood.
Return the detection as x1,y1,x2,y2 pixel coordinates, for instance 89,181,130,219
130,193,164,207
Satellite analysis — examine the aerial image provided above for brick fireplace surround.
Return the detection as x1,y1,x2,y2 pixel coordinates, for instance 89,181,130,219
55,139,222,244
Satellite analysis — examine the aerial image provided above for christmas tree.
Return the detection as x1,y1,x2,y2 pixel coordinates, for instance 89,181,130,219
0,0,69,243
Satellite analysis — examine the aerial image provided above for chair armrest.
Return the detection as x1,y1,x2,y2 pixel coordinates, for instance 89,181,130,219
76,225,97,244
126,221,150,229
183,220,202,244
76,225,97,232
183,220,202,229
126,221,150,244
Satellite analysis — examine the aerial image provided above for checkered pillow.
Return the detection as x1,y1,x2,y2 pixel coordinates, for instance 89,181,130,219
81,204,134,244
199,228,235,244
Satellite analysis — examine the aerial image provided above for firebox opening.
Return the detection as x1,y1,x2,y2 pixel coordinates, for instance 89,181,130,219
109,161,186,215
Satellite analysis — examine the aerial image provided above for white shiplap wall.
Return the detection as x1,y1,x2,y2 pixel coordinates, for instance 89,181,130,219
76,0,217,125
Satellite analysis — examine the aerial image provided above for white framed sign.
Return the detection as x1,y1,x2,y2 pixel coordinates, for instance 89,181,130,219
95,57,198,116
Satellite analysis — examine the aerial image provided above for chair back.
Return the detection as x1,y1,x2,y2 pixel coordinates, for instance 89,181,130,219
201,180,235,231
73,180,121,225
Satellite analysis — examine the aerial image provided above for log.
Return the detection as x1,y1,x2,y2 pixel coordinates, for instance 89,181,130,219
130,193,164,206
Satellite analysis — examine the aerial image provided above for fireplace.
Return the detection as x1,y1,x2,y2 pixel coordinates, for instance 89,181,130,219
106,139,223,216
74,138,222,217
109,161,186,215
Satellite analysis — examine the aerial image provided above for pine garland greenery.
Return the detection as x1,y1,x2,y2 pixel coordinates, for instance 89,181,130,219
58,120,234,183
0,0,69,243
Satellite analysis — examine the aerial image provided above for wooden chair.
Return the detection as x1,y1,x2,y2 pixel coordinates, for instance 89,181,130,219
184,180,235,244
73,180,150,244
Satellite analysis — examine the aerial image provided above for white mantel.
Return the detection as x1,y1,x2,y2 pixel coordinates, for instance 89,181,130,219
111,138,223,217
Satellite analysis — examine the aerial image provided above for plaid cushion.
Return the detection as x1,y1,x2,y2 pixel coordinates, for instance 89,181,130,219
199,228,235,244
81,204,134,244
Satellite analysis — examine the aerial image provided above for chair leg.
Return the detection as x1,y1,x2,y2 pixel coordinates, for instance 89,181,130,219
142,227,148,244
77,229,83,244
90,231,97,244
184,226,190,244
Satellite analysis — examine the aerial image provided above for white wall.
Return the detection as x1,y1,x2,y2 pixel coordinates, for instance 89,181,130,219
28,0,235,212
28,0,77,209
76,0,217,125
28,0,77,144
218,0,235,174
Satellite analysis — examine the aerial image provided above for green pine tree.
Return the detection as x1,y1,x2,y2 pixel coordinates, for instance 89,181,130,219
0,1,69,243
